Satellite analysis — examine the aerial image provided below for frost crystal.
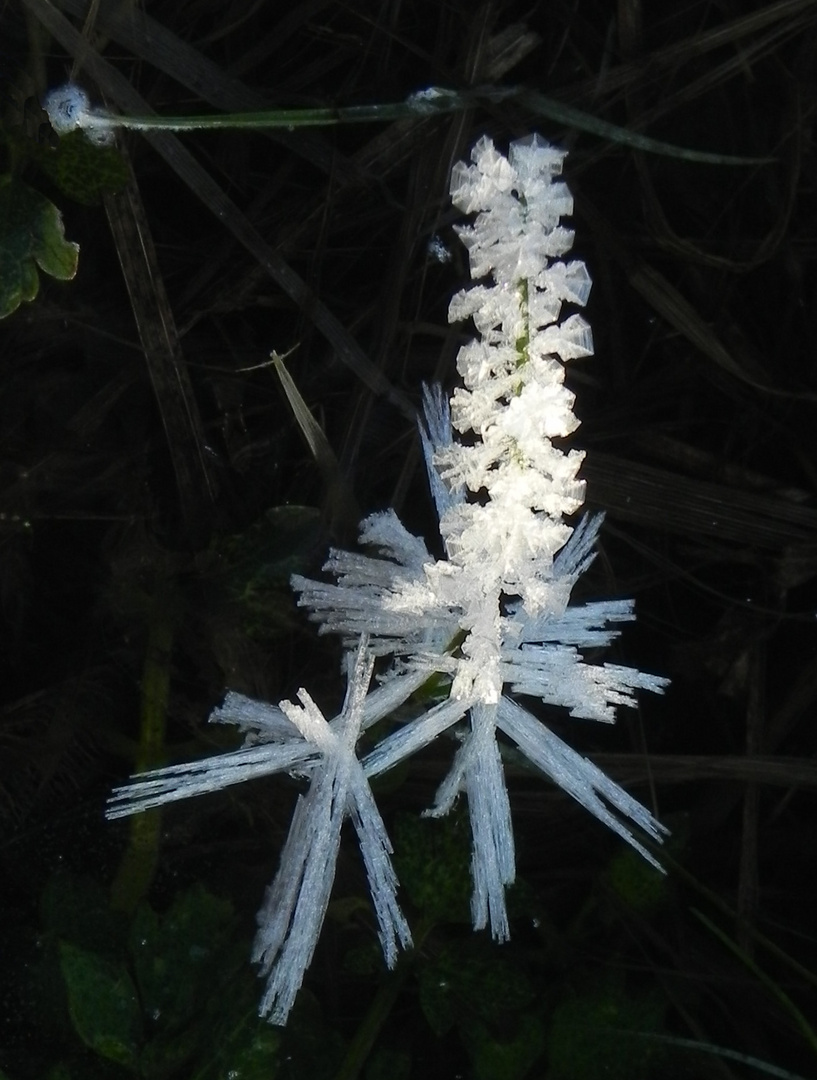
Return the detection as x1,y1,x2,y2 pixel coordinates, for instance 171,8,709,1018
110,639,412,1025
294,133,669,937
43,83,116,146
252,641,411,1023
107,132,668,1024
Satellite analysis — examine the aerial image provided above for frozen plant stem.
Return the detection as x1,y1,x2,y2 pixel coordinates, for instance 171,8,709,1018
107,133,668,1024
42,83,515,145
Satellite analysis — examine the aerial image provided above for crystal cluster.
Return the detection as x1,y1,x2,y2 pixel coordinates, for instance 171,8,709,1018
108,134,668,1024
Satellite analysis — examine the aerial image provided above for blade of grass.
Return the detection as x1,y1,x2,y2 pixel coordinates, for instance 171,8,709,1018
692,908,817,1057
586,754,817,794
102,144,218,546
51,80,773,167
582,452,817,549
580,196,817,402
272,350,360,534
663,847,817,993
565,0,817,103
516,88,773,165
42,2,769,166
24,0,416,422
183,9,541,332
53,0,355,180
621,1031,815,1080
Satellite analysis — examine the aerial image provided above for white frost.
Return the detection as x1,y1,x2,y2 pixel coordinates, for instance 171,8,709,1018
107,132,669,1025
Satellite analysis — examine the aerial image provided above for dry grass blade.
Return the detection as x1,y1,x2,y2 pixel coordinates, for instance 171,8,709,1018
589,753,817,791
272,350,359,533
738,646,763,951
584,452,817,550
566,0,817,103
199,9,541,336
103,145,217,545
23,0,415,421
580,196,806,396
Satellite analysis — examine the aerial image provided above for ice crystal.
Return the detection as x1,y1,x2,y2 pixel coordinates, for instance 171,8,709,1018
107,132,668,1024
293,133,669,939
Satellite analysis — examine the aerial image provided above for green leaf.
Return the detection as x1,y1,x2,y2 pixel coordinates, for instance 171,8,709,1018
365,1046,411,1080
464,1013,545,1080
45,1067,73,1080
276,991,345,1079
605,846,666,913
177,976,283,1080
58,940,142,1071
0,176,79,319
547,978,665,1080
391,809,472,924
139,1024,206,1080
41,872,126,956
210,1021,282,1080
129,881,234,1032
130,883,235,1029
418,938,535,1038
35,131,128,206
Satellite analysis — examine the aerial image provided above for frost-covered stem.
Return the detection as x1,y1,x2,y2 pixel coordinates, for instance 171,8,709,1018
42,83,516,146
104,131,668,1027
295,140,668,943
438,133,594,616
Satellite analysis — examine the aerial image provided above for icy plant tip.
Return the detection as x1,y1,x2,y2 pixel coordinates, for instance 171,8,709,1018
297,132,669,938
43,84,117,146
107,132,669,1025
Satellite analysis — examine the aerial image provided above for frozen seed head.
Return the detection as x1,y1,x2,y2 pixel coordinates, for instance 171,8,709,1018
44,84,92,133
43,83,115,146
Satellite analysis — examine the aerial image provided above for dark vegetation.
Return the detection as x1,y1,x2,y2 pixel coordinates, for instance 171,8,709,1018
1,0,816,1077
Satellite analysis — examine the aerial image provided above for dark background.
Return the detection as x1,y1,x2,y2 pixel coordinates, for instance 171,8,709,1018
2,1,816,1077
